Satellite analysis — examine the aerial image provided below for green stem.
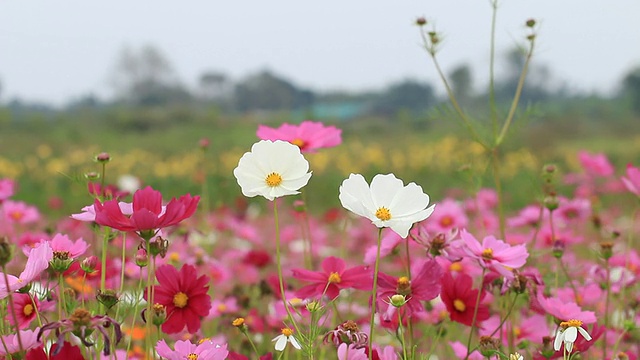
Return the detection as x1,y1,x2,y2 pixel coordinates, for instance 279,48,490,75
126,273,145,355
2,267,23,355
368,228,384,360
489,0,499,138
100,227,111,296
115,233,128,321
491,148,506,240
398,309,408,360
273,201,301,335
464,268,487,360
602,258,610,359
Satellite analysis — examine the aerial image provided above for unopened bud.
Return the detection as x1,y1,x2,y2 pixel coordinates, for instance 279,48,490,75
306,300,321,313
293,200,306,213
552,240,565,259
199,138,210,149
0,236,13,267
95,152,111,163
544,195,559,211
50,251,74,273
390,294,407,308
152,303,167,326
84,172,100,181
416,17,427,26
80,256,98,274
135,249,148,267
600,242,614,260
525,19,536,28
478,336,500,358
96,289,119,310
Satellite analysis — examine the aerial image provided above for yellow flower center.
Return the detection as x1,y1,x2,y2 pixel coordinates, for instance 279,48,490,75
265,172,283,187
232,317,245,327
198,338,211,344
481,248,494,260
10,211,23,221
187,354,198,360
217,304,227,312
513,326,521,337
439,216,453,227
328,272,341,283
281,328,294,337
453,299,466,312
169,252,180,262
449,262,463,272
396,276,411,295
23,304,34,317
291,138,305,148
560,319,583,329
173,292,189,308
375,207,392,221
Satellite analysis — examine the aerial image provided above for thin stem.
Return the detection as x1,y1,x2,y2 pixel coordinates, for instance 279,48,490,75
368,228,384,360
489,0,499,138
2,267,24,354
273,201,300,334
491,148,506,240
398,309,408,360
496,36,536,146
115,233,127,321
126,273,145,355
100,227,111,295
558,259,579,300
602,257,611,359
464,268,487,360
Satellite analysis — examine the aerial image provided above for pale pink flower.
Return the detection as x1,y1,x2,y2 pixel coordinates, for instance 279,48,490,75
622,163,640,197
537,292,597,324
0,328,41,356
71,202,133,222
257,120,342,153
450,341,484,360
578,150,614,177
47,233,89,259
423,198,468,233
459,229,529,278
0,242,53,299
156,339,228,360
2,200,40,224
0,179,16,202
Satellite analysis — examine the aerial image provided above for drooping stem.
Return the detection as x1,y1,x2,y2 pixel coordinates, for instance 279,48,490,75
368,228,384,360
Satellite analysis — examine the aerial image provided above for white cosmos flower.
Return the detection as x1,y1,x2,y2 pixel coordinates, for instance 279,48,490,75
272,328,302,351
233,140,312,201
553,319,592,353
339,173,435,238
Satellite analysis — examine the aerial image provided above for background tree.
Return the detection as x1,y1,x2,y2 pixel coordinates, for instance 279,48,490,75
233,70,314,112
621,65,640,115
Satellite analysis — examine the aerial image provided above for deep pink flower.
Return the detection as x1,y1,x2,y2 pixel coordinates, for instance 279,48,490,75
7,293,40,329
94,186,199,237
156,339,228,360
622,163,640,197
459,229,528,278
536,292,597,324
440,271,490,326
376,258,443,321
292,256,371,299
256,120,342,152
148,264,211,334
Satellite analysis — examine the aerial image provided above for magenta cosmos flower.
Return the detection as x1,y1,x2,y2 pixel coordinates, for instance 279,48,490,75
156,339,228,360
94,186,199,238
148,264,211,334
622,163,640,197
257,120,342,153
292,256,371,299
376,258,443,321
459,229,528,278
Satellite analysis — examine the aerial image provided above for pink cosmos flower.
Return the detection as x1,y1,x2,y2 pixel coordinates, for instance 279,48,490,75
71,202,132,222
2,200,40,225
622,163,640,197
0,242,53,299
0,328,42,357
7,293,40,329
536,292,597,324
47,233,89,259
148,264,211,334
459,229,528,278
578,150,614,177
0,179,16,202
94,186,199,238
292,256,371,299
423,198,468,233
450,341,484,360
156,339,228,360
256,120,342,152
480,313,549,346
376,258,443,321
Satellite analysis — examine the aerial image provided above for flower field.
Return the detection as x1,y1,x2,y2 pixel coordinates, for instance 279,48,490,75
0,117,639,360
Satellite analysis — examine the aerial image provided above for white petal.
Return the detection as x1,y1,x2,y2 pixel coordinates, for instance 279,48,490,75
339,174,376,219
274,335,287,351
564,327,578,343
370,174,404,208
289,336,302,350
553,330,564,351
388,182,431,218
577,326,592,341
566,341,574,353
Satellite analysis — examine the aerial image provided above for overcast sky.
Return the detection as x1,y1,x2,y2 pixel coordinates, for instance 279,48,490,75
1,1,639,105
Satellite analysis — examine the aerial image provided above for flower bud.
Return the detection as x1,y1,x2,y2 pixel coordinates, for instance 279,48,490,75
478,336,500,358
94,152,111,163
199,138,210,149
84,172,100,181
390,294,407,308
135,249,148,267
416,17,427,26
0,236,13,267
50,251,74,273
544,195,559,211
525,19,536,28
148,237,169,258
81,256,98,274
552,240,565,259
306,300,322,313
152,303,167,326
96,289,119,310
600,242,614,260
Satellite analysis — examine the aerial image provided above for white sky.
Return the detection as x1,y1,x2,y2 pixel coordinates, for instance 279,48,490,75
1,1,639,105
